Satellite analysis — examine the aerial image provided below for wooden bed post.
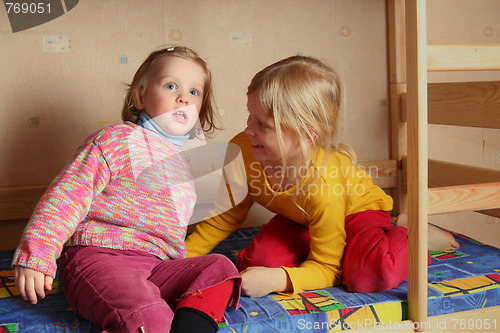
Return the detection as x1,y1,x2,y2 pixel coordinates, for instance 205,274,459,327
387,0,407,214
405,0,429,330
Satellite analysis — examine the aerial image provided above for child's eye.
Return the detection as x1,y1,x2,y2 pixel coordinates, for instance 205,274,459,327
258,121,268,129
165,83,177,90
190,89,200,96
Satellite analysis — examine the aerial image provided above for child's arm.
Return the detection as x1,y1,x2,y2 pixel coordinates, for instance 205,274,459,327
185,194,253,257
186,137,254,256
13,138,111,277
14,266,53,305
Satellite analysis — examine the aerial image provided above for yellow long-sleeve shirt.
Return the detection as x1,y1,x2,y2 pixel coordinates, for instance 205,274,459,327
186,132,393,293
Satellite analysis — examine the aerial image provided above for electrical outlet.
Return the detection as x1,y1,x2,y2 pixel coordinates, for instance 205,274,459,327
496,151,500,164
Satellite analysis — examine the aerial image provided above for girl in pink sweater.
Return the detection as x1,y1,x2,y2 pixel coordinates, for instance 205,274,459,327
13,46,240,333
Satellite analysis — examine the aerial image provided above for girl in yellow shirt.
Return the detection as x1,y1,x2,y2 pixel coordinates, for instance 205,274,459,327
186,55,458,297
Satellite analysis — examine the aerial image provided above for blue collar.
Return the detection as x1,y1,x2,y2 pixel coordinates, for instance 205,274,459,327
137,112,189,147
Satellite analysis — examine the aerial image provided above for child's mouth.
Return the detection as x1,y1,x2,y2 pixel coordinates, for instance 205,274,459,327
172,109,188,123
174,110,187,120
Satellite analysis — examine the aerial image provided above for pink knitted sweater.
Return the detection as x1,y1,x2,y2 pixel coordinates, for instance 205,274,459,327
13,123,196,278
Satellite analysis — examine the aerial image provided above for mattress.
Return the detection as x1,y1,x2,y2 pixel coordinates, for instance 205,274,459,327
0,226,499,332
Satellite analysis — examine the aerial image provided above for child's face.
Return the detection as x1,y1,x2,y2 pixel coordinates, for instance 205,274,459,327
137,56,205,136
244,92,300,167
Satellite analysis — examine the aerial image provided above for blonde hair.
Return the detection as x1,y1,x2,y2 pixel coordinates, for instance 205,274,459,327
122,45,220,137
247,55,356,171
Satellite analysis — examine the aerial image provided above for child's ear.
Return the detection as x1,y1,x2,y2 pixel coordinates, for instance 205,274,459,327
134,98,144,110
134,91,145,110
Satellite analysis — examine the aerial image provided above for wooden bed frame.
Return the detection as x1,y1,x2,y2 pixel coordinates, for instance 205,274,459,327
385,0,500,332
1,1,499,332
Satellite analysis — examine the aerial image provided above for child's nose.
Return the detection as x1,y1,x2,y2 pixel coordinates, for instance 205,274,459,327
244,119,255,136
177,92,189,105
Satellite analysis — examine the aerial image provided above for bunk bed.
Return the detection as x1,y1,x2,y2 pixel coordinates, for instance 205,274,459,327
388,0,500,331
1,1,499,332
391,0,500,216
1,218,499,333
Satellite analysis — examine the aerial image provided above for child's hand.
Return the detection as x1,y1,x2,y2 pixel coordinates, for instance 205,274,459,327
240,266,290,298
14,266,53,305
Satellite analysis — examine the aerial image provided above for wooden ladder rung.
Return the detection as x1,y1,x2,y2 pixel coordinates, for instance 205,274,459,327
429,182,500,215
358,160,398,189
401,81,500,129
427,44,500,71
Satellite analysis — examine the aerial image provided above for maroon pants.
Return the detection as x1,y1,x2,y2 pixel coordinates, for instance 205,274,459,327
59,246,241,333
237,210,411,293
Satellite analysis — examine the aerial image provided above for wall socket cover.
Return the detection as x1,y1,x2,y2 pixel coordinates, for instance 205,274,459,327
229,32,253,48
43,35,70,53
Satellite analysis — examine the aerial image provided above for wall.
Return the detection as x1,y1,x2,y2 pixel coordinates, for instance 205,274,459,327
0,0,166,187
0,0,389,191
0,0,388,238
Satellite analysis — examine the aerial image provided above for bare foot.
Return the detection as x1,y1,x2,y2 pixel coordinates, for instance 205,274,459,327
396,213,460,251
428,224,460,251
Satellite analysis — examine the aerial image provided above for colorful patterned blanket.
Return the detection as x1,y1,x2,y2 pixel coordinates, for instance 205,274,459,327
0,226,499,332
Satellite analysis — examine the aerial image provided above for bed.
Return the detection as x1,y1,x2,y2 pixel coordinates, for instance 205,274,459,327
0,223,499,333
1,1,500,332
